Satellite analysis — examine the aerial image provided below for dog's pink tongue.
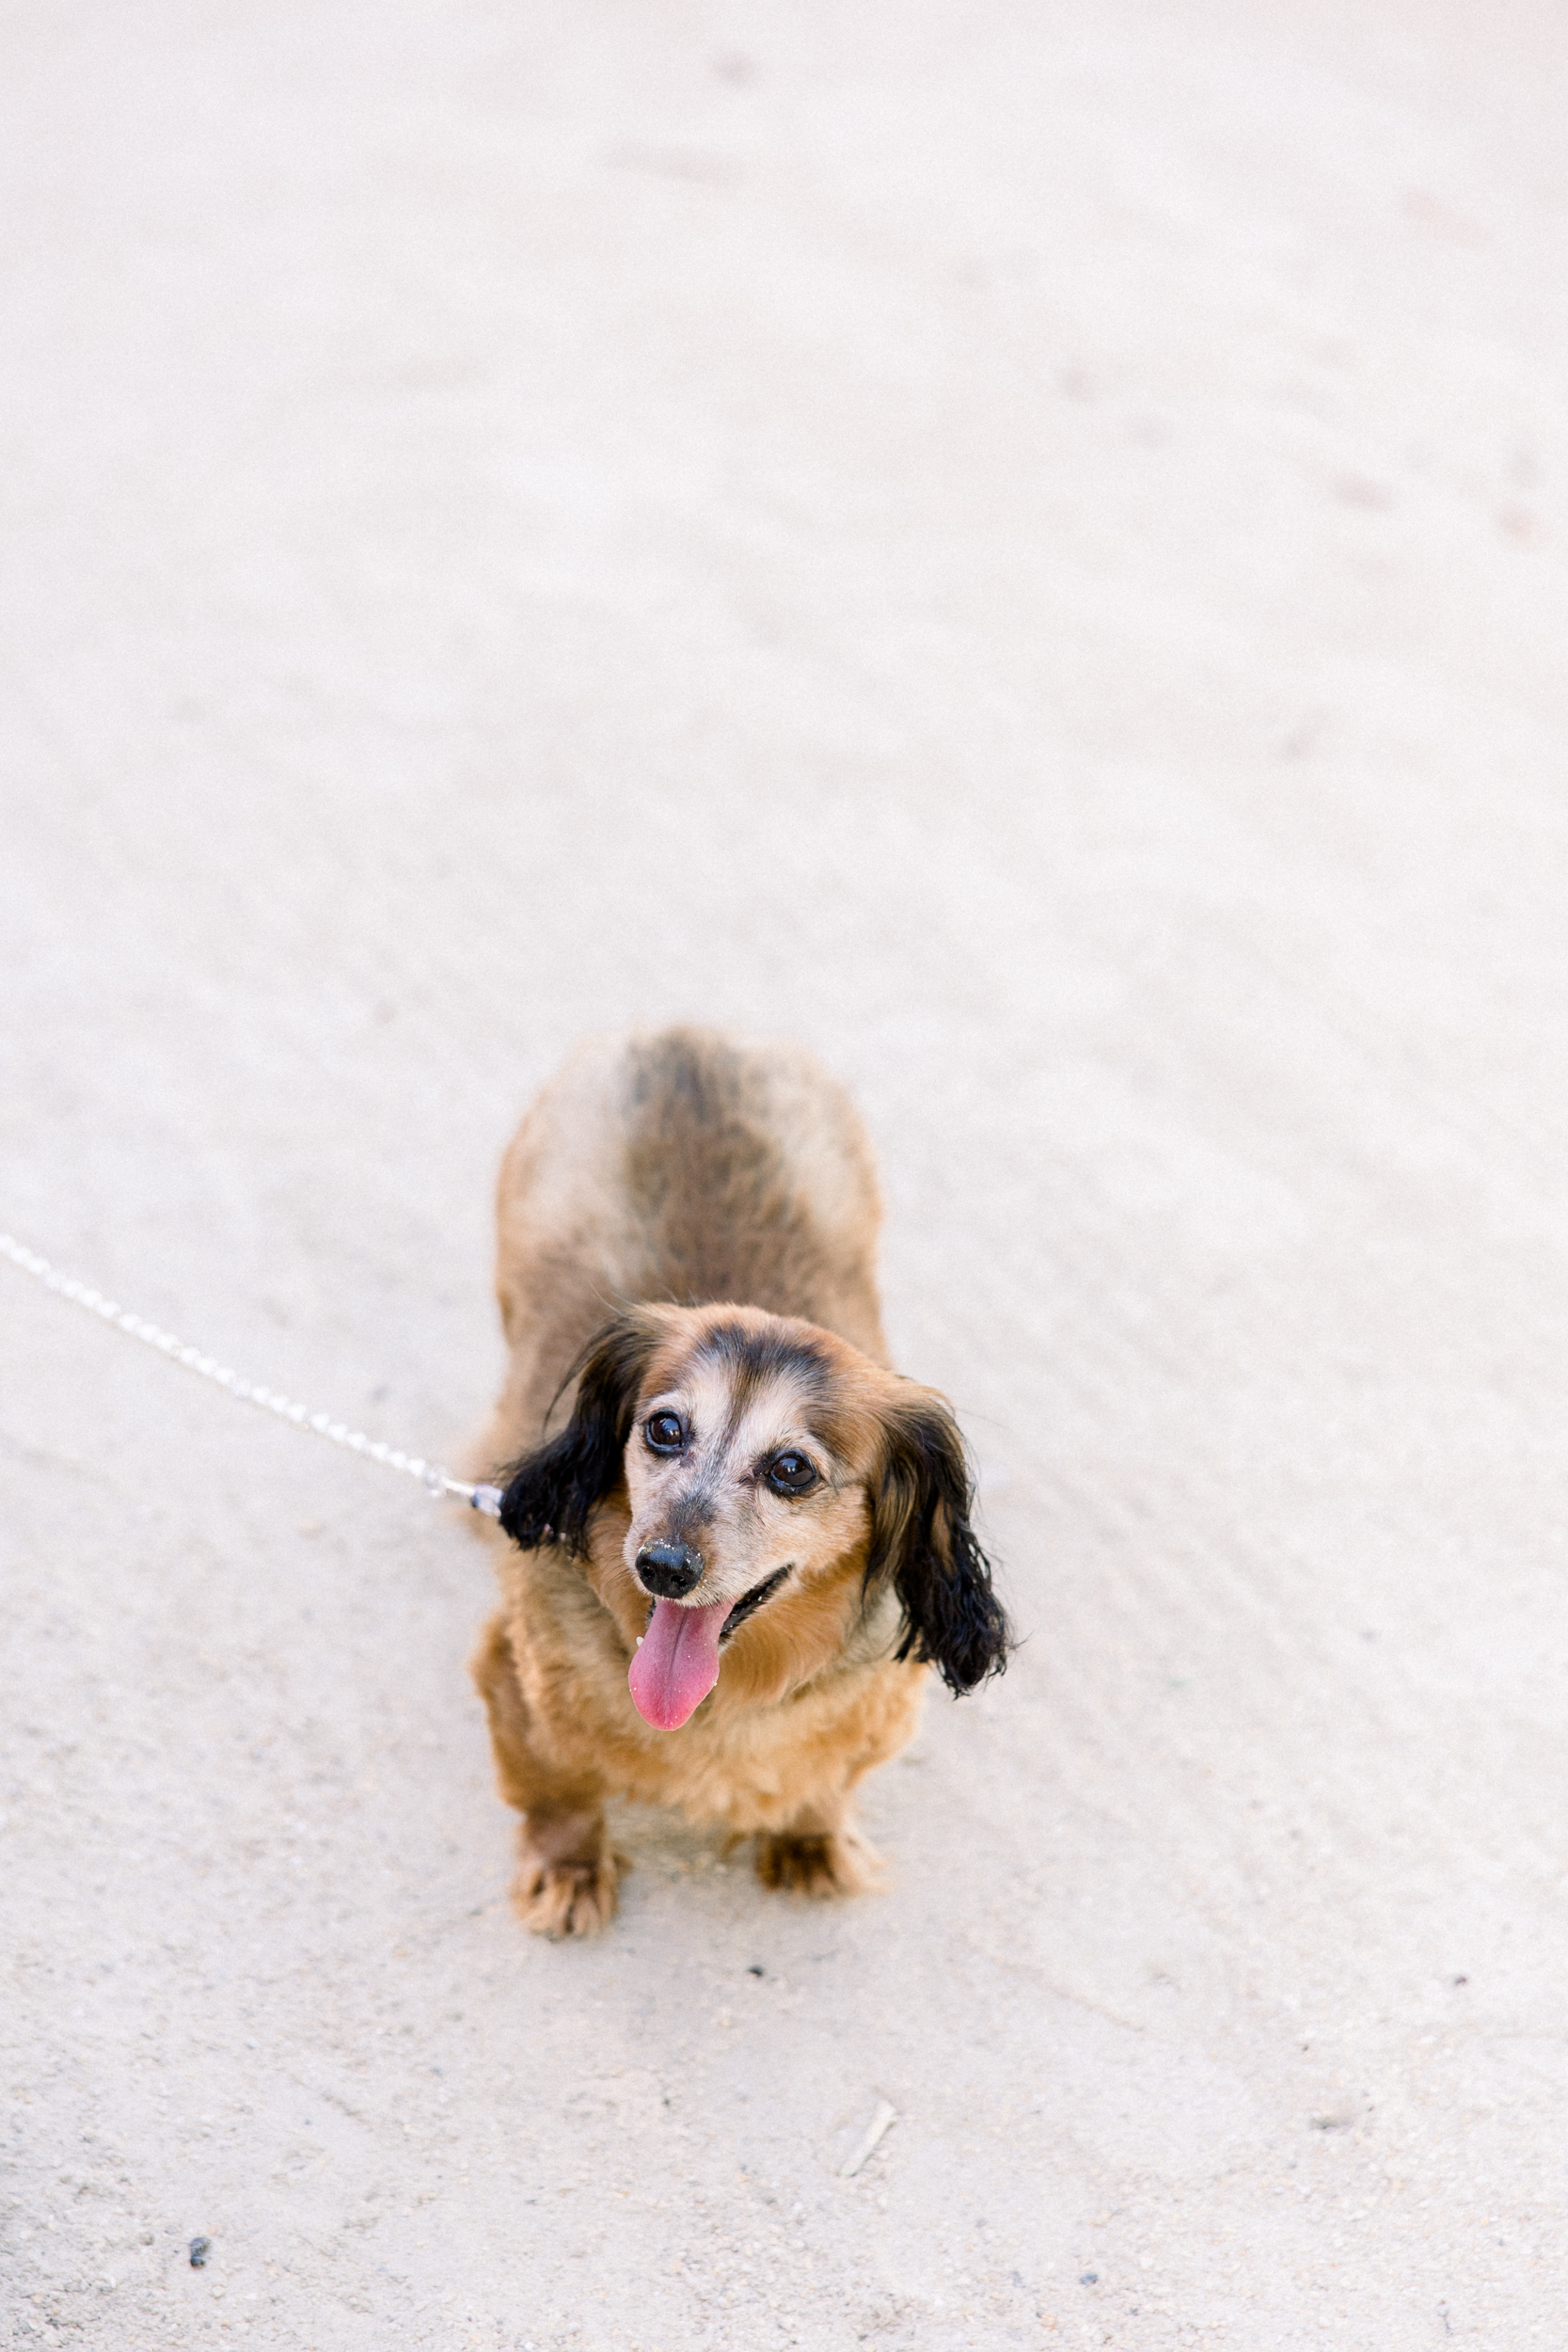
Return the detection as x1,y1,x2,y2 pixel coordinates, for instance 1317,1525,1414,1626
628,1596,730,1729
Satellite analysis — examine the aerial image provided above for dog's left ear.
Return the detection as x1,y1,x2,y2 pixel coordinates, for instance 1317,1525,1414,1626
867,1392,1012,1694
497,1311,657,1560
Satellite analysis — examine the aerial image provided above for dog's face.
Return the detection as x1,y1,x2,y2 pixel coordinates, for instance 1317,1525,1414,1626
498,1304,1010,1729
626,1320,868,1601
617,1318,881,1724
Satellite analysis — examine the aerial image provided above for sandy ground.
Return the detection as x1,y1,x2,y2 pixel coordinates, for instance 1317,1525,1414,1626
3,4,1567,2346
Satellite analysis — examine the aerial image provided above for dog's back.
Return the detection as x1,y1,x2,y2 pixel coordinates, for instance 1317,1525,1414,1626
485,1029,886,1452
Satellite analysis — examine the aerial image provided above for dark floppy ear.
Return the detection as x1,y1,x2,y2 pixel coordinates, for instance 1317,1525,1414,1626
497,1312,657,1559
866,1392,1012,1694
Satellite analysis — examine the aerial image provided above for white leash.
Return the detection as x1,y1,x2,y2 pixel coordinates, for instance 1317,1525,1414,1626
0,1231,504,1518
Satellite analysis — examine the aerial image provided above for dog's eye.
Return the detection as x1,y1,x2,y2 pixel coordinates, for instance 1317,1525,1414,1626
644,1411,685,1454
766,1451,818,1497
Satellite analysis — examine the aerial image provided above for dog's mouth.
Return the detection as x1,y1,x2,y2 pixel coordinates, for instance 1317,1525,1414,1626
719,1565,791,1643
628,1568,792,1732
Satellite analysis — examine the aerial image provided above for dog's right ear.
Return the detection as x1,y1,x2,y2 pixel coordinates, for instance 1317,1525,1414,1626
497,1312,657,1559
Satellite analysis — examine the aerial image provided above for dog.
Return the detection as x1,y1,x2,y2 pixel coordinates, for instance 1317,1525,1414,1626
467,1027,1010,1936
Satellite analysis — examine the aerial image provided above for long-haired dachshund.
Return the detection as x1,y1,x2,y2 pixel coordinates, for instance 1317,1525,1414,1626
468,1028,1010,1936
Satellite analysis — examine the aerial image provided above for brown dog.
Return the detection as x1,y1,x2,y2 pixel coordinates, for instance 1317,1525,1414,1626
468,1028,1009,1936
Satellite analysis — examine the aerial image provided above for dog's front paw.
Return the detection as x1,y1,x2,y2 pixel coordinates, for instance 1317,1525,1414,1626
513,1849,624,1939
753,1827,878,1899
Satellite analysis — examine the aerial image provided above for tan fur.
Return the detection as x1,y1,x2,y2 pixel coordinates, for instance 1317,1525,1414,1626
467,1029,934,1937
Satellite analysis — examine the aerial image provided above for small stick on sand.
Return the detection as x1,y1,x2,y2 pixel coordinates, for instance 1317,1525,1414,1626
841,2099,897,2179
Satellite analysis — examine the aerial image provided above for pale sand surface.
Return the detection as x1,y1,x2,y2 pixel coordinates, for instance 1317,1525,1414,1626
3,5,1567,2346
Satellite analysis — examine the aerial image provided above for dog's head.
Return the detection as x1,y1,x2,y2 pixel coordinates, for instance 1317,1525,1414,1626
497,1303,1011,1728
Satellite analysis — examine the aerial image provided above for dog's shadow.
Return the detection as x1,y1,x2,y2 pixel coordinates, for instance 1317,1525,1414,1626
605,1801,763,1907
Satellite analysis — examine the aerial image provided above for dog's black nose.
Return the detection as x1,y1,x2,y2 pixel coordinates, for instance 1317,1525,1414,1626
637,1540,704,1597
